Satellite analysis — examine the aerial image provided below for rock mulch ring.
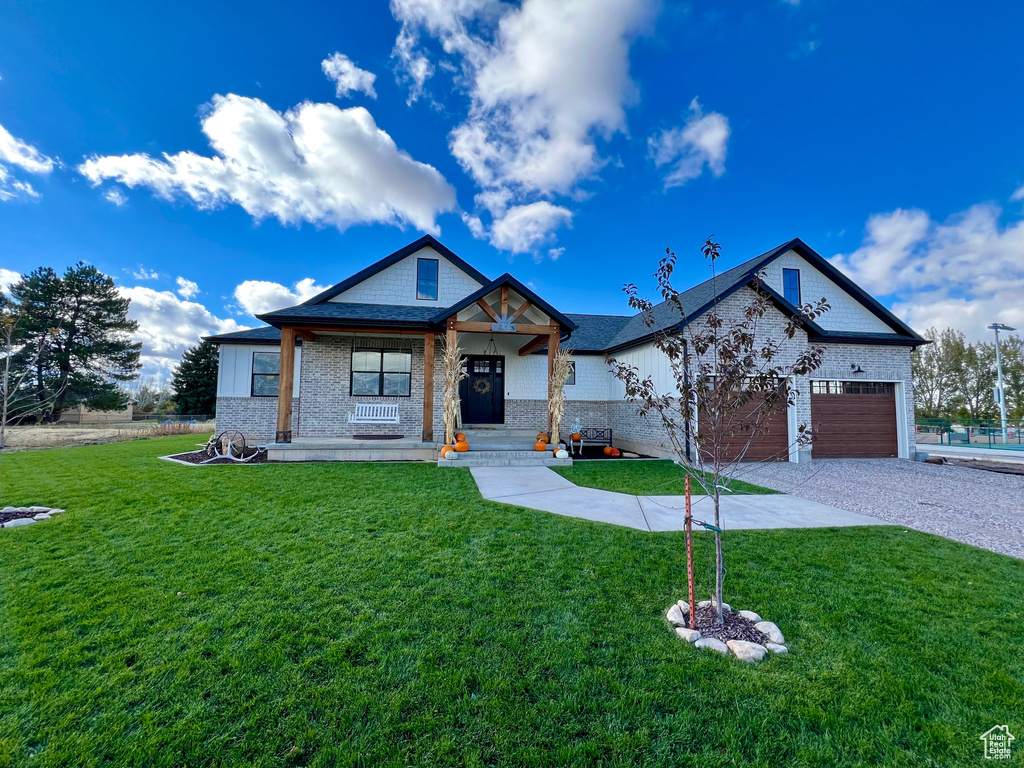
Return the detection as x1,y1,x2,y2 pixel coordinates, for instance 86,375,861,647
666,600,788,662
1,506,66,528
168,445,267,465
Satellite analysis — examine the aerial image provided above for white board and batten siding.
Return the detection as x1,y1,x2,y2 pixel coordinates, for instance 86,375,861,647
330,246,483,308
217,345,302,398
760,250,893,334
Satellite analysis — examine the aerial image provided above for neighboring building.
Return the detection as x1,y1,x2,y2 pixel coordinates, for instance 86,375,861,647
207,234,926,462
58,403,134,424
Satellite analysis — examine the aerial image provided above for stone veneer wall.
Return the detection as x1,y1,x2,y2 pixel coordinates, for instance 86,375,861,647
215,396,300,443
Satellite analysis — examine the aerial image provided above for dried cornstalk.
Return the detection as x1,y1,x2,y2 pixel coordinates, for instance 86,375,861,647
547,346,573,445
440,333,466,445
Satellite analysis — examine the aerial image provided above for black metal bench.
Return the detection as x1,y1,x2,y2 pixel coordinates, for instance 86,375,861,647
568,427,613,454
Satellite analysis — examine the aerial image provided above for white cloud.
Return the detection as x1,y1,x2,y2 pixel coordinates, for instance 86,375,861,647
0,268,20,295
0,122,55,201
391,0,655,253
233,277,329,316
488,201,572,254
132,267,159,280
103,187,127,206
1011,183,1024,202
78,93,457,234
648,98,730,189
831,199,1024,342
548,246,564,261
176,276,199,299
119,286,249,378
322,53,378,99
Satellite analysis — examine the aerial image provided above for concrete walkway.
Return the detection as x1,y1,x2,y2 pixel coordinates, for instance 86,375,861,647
470,466,886,532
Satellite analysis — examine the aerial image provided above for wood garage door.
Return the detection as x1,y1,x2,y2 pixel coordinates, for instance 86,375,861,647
811,381,898,458
698,394,789,463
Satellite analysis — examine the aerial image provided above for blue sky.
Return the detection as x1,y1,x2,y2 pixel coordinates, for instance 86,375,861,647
2,0,1023,377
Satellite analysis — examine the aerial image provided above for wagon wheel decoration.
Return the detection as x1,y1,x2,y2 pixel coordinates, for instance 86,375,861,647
472,377,491,395
201,430,259,463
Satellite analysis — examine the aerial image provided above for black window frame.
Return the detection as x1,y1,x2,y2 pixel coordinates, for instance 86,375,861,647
251,351,281,397
350,348,413,397
782,268,801,306
565,360,576,386
416,257,439,301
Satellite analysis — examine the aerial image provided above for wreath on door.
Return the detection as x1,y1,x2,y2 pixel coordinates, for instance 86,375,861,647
472,377,492,395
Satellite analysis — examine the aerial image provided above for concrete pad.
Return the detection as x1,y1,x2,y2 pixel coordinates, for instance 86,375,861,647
470,465,886,533
471,466,576,499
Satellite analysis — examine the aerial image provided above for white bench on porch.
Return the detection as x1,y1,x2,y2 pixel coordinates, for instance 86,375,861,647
348,403,401,425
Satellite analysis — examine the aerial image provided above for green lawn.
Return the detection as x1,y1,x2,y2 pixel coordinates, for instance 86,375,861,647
554,458,779,495
0,437,1021,767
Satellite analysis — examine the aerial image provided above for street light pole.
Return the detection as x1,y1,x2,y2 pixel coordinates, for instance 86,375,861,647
988,322,1016,444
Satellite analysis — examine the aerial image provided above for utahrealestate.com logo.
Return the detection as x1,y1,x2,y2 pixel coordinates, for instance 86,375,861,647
980,725,1015,760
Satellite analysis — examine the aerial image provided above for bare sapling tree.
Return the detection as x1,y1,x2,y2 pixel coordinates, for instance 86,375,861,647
547,346,574,444
0,305,62,489
608,239,830,625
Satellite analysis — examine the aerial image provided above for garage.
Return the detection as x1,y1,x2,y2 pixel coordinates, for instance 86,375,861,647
810,380,899,458
698,394,790,463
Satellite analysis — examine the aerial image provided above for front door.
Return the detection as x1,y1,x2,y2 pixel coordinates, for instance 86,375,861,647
460,355,505,424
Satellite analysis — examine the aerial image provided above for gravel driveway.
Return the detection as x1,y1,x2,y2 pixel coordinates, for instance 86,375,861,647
737,459,1024,559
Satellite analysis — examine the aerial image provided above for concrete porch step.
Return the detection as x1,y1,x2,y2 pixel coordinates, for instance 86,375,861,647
449,450,554,459
435,441,562,452
438,456,573,467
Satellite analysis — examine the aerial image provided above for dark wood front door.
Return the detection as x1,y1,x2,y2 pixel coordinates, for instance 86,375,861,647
460,355,504,424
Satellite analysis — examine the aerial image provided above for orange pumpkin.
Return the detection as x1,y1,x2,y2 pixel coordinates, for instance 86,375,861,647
454,441,470,452
609,448,621,457
534,441,547,452
603,446,613,456
455,432,467,442
536,432,549,443
571,432,582,440
440,445,454,458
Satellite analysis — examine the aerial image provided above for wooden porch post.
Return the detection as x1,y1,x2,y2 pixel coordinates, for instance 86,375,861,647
422,332,435,442
276,326,296,443
547,326,559,435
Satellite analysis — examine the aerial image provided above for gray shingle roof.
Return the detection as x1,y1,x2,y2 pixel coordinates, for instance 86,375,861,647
602,243,792,351
257,302,440,325
563,314,632,352
204,327,283,343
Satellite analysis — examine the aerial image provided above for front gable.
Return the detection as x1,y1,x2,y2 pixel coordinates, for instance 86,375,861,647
304,235,489,309
759,249,892,334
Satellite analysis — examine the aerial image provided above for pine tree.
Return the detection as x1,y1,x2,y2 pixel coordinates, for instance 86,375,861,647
171,340,218,416
10,263,141,418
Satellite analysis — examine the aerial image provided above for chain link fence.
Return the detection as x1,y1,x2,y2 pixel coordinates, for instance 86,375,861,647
916,417,1024,450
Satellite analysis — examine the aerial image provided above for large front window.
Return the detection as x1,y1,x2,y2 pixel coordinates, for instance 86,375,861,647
251,352,280,396
351,349,412,396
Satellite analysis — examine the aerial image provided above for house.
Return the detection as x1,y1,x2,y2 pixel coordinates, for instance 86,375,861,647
206,234,926,463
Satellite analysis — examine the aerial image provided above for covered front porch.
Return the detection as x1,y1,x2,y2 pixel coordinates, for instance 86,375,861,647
265,274,577,459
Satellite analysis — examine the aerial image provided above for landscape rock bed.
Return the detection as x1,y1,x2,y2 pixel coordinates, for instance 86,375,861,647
666,600,787,662
1,506,65,528
167,445,267,465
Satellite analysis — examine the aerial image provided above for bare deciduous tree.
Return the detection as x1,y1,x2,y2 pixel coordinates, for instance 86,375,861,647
1,306,63,488
608,239,829,625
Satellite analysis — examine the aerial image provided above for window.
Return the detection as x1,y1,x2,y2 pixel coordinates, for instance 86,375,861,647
565,361,576,385
351,349,412,396
251,352,280,397
782,268,801,306
417,258,439,300
811,380,894,395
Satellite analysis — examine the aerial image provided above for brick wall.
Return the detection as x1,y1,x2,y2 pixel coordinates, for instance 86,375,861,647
299,336,426,439
215,396,300,443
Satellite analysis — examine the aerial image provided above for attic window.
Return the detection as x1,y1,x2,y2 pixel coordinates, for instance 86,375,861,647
417,258,439,301
783,268,801,306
